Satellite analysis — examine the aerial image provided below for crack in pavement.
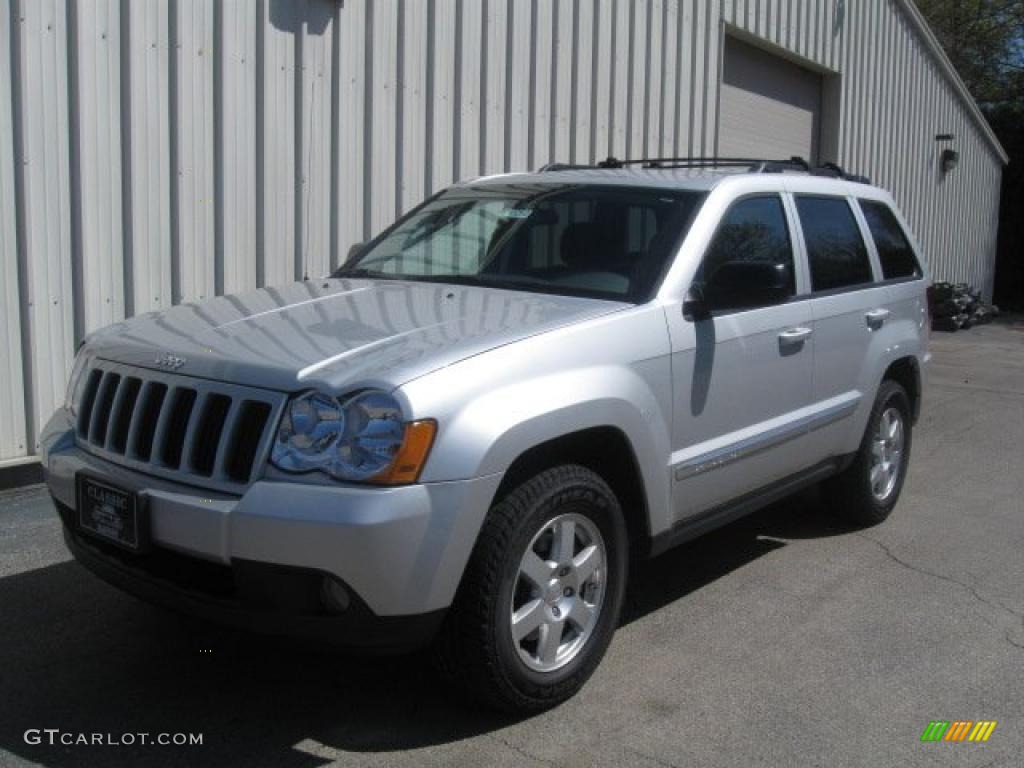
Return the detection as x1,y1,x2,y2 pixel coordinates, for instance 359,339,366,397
488,734,560,767
856,532,1024,651
620,744,685,768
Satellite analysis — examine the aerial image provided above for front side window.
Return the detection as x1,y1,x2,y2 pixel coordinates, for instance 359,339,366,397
795,196,874,292
859,200,922,280
694,195,795,312
337,184,706,302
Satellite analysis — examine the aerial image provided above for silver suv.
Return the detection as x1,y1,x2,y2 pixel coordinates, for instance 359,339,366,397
42,159,929,712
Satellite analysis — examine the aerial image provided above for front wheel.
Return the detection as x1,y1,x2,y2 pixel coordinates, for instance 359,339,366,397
433,465,628,713
823,379,913,526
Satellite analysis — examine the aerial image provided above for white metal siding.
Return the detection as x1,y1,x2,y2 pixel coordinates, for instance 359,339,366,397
0,0,1006,464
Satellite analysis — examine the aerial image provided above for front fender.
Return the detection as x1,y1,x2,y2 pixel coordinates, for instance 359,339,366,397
396,305,676,537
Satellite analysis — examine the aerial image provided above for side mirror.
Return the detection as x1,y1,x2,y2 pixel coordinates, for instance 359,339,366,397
704,261,791,312
346,242,366,264
682,284,710,321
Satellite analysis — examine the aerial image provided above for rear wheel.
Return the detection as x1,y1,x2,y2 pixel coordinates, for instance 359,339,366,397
433,465,628,713
823,380,912,526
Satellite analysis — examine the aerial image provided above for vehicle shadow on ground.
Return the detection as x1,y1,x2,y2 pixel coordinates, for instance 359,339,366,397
622,485,857,625
0,490,854,766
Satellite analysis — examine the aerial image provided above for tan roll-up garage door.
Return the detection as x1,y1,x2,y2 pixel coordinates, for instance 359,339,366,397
718,37,823,163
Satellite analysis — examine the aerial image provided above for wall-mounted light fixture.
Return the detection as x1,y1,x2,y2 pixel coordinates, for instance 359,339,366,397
936,133,958,175
940,148,960,174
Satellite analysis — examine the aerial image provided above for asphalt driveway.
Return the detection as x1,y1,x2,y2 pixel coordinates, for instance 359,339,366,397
1,321,1021,767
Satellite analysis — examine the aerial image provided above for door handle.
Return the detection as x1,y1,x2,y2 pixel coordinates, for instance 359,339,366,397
865,308,891,328
778,326,813,345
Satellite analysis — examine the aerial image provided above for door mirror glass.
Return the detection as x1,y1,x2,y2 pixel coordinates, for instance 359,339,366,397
705,260,792,311
693,195,796,315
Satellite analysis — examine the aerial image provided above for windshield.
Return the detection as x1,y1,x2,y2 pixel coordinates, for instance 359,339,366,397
335,183,706,302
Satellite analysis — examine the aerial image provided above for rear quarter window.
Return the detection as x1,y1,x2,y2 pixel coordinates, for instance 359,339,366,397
859,200,923,280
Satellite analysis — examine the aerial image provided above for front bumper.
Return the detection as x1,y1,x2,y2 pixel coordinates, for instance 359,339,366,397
42,409,502,643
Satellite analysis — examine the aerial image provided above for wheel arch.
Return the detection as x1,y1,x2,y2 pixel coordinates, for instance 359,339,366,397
492,426,652,556
881,356,921,423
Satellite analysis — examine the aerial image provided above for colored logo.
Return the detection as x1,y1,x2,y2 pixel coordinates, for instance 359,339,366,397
921,721,997,742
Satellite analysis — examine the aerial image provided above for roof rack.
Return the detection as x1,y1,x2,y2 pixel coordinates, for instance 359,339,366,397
538,155,871,184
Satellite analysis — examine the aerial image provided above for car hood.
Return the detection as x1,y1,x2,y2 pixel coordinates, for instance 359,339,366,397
86,278,628,392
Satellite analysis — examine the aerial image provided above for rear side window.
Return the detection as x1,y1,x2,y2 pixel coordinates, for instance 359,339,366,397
859,200,922,280
795,196,873,292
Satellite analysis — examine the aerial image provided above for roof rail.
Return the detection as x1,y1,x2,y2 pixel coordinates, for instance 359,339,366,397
540,155,871,184
811,161,872,184
593,155,811,171
536,162,595,172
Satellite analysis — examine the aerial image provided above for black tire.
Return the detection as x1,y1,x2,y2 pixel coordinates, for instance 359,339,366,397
432,464,628,713
823,380,912,526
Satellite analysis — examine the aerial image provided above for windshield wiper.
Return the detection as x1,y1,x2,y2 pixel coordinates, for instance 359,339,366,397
389,273,550,293
333,266,394,279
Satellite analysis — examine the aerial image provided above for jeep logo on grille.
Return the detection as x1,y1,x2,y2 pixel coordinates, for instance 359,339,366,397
154,353,187,370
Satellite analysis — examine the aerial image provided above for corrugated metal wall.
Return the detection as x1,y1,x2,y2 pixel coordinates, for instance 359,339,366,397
0,0,1006,464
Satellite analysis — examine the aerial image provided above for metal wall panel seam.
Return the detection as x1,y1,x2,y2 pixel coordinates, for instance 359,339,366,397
253,0,265,286
20,0,76,448
594,0,612,159
127,0,172,313
118,0,133,318
575,0,595,164
688,0,703,157
501,0,514,169
212,0,224,294
485,0,508,172
0,0,28,459
641,0,655,159
428,0,452,188
328,0,341,268
301,1,335,279
702,0,718,157
660,0,676,157
65,0,84,345
336,0,365,254
553,0,573,162
175,0,215,302
77,0,125,333
221,0,257,293
608,0,625,158
457,0,480,176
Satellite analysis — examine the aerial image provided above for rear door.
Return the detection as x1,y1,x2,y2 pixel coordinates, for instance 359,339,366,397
791,193,888,457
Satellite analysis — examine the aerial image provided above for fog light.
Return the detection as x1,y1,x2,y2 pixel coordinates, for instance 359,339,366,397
320,576,350,614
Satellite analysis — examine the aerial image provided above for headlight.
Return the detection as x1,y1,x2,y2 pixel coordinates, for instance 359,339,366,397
271,389,436,484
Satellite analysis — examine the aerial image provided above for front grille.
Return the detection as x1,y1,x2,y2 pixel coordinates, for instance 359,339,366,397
75,360,286,491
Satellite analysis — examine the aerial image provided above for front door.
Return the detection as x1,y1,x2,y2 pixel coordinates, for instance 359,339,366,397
665,194,815,520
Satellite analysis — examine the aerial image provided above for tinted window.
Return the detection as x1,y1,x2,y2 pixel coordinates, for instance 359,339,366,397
695,196,795,312
338,184,705,301
860,200,922,280
795,196,874,292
